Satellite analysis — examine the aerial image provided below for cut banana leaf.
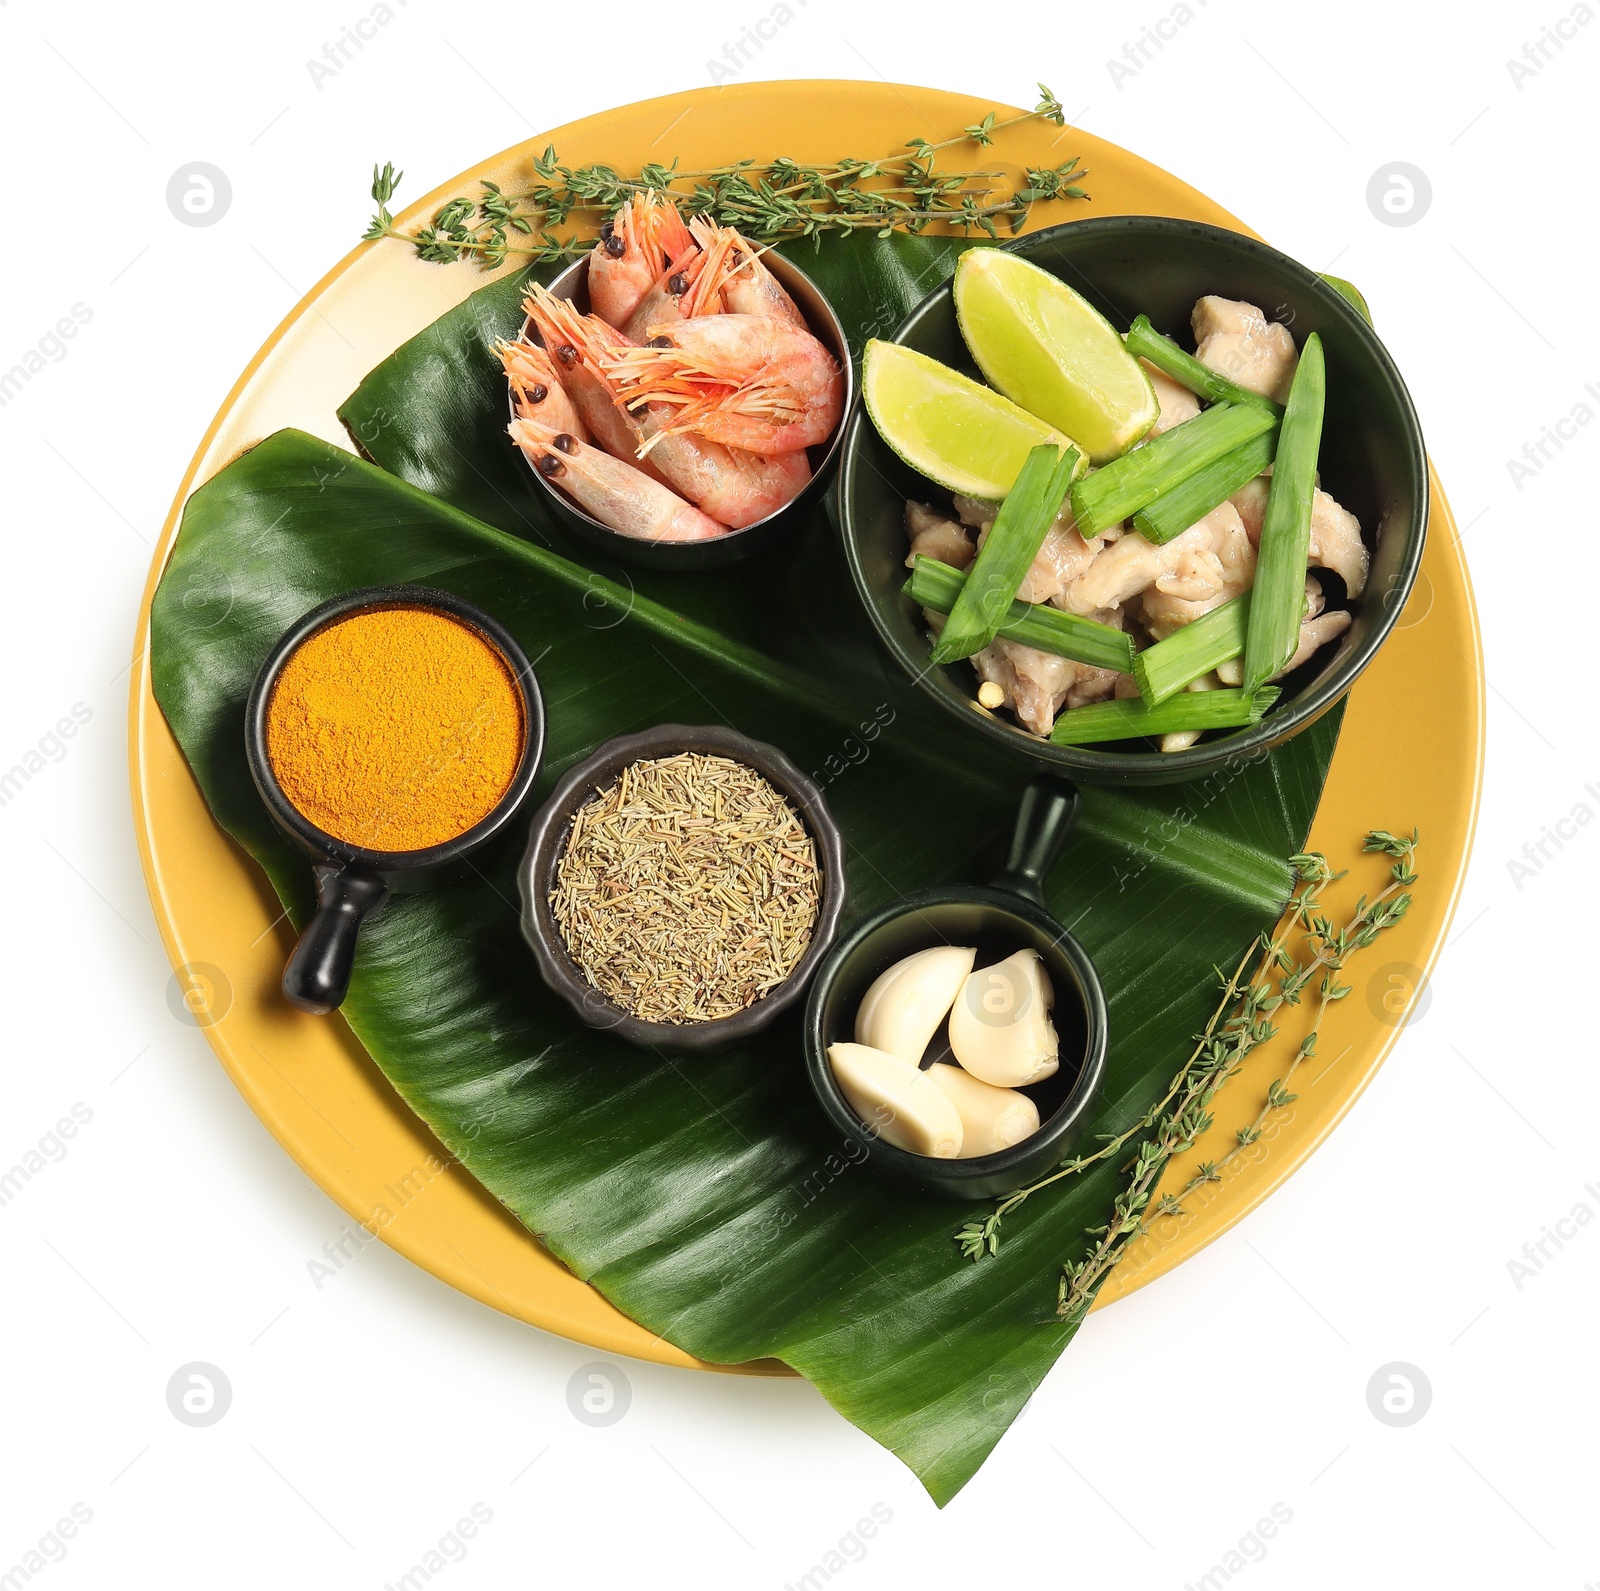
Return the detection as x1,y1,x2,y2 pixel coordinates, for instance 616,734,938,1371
151,421,1341,1505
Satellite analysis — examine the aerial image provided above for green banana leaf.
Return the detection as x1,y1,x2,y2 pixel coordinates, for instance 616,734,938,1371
151,233,1344,1504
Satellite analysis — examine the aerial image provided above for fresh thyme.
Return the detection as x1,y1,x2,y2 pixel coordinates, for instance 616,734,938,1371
361,86,1087,268
954,831,1421,1326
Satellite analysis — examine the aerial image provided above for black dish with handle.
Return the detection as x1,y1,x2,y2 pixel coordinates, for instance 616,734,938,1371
803,774,1108,1200
245,584,546,1016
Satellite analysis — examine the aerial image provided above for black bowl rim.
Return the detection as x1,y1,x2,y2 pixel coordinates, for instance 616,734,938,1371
244,583,547,870
518,722,848,1053
835,213,1431,782
514,248,856,555
801,883,1110,1185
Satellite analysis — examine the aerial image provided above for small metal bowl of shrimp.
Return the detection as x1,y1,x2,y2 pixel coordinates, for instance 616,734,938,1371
502,204,855,571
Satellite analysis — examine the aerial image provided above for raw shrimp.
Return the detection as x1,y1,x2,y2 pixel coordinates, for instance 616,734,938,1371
587,192,696,331
524,284,810,528
498,340,587,441
604,314,844,456
621,243,715,342
508,417,724,543
684,218,807,329
523,288,670,485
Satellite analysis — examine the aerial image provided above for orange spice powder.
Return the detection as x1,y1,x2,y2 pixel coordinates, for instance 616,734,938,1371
265,605,524,852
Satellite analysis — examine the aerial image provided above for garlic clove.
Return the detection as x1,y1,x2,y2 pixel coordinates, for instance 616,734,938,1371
827,1043,964,1158
924,1063,1040,1158
947,948,1060,1087
854,944,976,1067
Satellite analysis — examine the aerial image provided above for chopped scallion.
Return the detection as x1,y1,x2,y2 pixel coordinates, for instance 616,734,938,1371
1133,596,1250,707
1069,403,1276,538
906,556,1134,673
929,442,1081,663
1243,334,1326,693
1131,431,1276,545
1047,686,1278,747
1124,315,1284,415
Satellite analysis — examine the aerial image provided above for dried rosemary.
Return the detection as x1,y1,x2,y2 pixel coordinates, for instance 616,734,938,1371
361,85,1087,268
954,830,1421,1326
549,753,821,1025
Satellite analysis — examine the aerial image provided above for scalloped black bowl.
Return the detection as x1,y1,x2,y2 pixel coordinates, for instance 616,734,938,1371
835,215,1429,786
518,723,847,1055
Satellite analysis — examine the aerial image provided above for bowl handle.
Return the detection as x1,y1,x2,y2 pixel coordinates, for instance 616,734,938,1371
282,863,388,1015
989,775,1081,908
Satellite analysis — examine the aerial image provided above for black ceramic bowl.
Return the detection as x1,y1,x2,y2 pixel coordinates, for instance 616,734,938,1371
245,584,547,1015
803,776,1108,1200
518,723,848,1054
837,215,1429,785
513,249,854,571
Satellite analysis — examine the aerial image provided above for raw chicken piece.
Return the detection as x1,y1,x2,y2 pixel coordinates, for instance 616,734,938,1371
951,494,997,531
975,515,1103,606
905,501,975,570
1192,296,1299,404
1228,476,1368,599
1060,502,1251,623
1139,503,1255,638
1303,573,1328,621
1140,359,1201,436
1309,489,1369,598
970,638,1120,737
1229,474,1270,542
1067,667,1125,710
1276,610,1352,679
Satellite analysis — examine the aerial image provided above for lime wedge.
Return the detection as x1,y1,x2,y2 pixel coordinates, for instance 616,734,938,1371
954,248,1157,464
862,339,1079,501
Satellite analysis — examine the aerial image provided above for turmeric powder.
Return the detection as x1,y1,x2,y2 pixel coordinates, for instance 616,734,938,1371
265,604,524,852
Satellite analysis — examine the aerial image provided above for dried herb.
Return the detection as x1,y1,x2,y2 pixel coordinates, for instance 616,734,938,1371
360,86,1087,268
549,753,821,1025
954,830,1421,1324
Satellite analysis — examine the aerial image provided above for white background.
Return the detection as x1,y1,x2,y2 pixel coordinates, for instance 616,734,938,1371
0,0,1590,1586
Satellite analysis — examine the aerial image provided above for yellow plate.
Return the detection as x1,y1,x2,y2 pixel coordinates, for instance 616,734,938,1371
129,81,1481,1372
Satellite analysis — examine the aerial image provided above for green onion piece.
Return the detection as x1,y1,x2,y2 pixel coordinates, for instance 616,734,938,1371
1133,596,1250,707
1068,403,1276,539
906,556,1134,673
1131,431,1277,545
1124,316,1283,415
1048,687,1278,747
1243,334,1326,693
929,442,1081,663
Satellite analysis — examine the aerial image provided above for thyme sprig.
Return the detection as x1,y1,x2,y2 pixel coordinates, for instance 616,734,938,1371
955,861,1330,1263
1051,830,1419,1326
955,831,1421,1324
360,86,1088,268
